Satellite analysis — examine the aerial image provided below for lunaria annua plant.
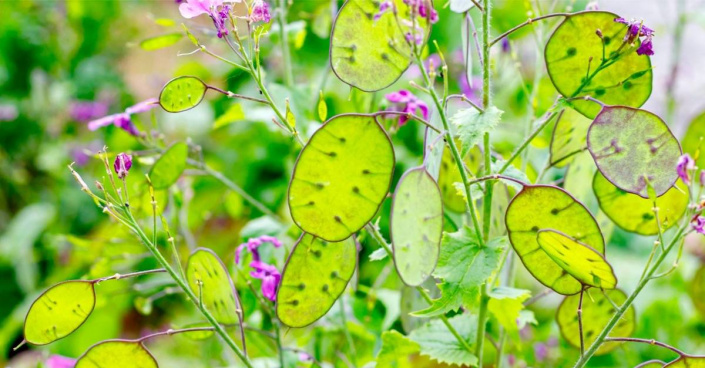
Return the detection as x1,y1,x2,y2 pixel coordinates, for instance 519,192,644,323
16,0,705,367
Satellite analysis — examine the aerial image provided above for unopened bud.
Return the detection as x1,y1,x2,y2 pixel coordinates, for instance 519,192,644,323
596,29,603,39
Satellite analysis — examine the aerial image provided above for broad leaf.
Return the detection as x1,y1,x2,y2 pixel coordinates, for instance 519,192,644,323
452,105,504,156
505,185,605,295
376,330,420,367
414,228,504,316
594,171,688,235
330,0,429,91
150,142,188,190
488,287,531,339
75,340,158,368
557,289,635,355
276,233,357,328
24,281,96,345
545,11,652,118
391,167,443,286
588,106,681,198
288,114,394,242
159,76,208,113
409,314,478,367
537,230,617,289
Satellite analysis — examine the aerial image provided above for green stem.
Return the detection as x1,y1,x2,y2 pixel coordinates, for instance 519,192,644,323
365,224,474,354
339,299,358,367
277,0,294,87
498,111,558,174
572,224,688,368
123,209,253,368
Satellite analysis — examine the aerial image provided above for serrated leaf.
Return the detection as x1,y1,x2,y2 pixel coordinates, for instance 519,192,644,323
149,142,188,190
213,103,245,130
413,228,504,316
376,330,420,367
139,33,182,51
410,315,478,366
452,106,503,156
488,287,531,339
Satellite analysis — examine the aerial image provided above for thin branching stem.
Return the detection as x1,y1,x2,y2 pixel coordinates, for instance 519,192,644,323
489,13,570,47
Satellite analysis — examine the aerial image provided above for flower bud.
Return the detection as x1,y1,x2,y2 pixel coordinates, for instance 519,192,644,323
113,153,133,180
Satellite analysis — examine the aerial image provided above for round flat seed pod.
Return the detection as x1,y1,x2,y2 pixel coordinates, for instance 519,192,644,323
330,0,429,91
689,266,705,317
545,11,652,118
438,145,482,213
665,356,705,367
588,106,681,198
150,142,188,190
276,233,358,328
159,76,208,113
635,361,666,368
537,230,616,289
75,340,158,368
550,107,591,168
24,280,96,345
557,289,635,355
288,114,394,242
185,248,245,327
391,167,443,286
681,110,705,169
505,185,605,295
593,171,688,235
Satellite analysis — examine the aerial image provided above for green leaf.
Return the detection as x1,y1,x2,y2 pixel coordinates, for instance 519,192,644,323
587,106,681,198
488,287,531,339
139,33,182,51
23,281,96,345
185,248,245,328
391,168,443,286
409,315,478,367
276,233,357,328
557,289,635,355
545,11,653,118
413,228,504,316
149,142,188,190
550,107,591,167
75,340,158,368
452,105,504,156
330,0,429,91
594,171,688,235
505,185,605,295
317,91,328,122
665,356,705,367
159,76,208,113
690,266,705,317
213,103,245,130
288,114,395,242
376,330,420,367
537,230,617,289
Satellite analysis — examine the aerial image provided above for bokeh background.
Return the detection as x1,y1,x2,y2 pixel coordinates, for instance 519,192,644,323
2,0,705,367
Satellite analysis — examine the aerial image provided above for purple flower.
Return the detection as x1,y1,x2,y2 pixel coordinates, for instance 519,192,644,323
460,76,482,107
235,235,282,263
374,1,393,21
87,98,158,136
384,90,429,126
700,170,705,186
47,355,76,368
0,104,18,122
113,153,133,180
677,153,696,185
614,17,655,55
501,37,511,53
403,0,438,24
250,260,281,301
636,37,654,56
298,352,313,362
693,216,705,235
534,342,548,362
251,0,271,23
70,100,109,122
507,354,516,367
179,0,233,38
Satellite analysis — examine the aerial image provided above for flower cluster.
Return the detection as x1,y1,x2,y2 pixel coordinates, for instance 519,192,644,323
250,0,271,23
87,98,158,136
613,17,654,56
374,0,438,44
236,235,283,301
384,90,430,126
676,153,705,235
179,0,232,38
